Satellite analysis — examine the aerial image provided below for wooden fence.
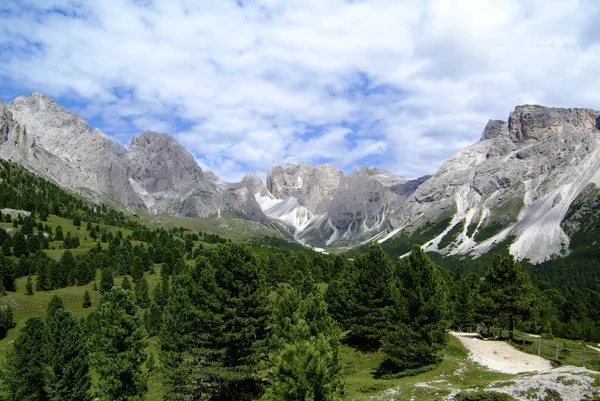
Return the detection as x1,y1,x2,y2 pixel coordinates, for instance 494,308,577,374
481,328,600,370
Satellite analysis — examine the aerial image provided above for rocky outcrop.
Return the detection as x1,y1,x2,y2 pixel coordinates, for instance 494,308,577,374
382,105,600,263
261,162,418,247
1,93,267,221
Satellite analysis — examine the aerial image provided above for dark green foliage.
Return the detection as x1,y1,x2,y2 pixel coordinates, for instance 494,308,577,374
326,244,398,350
90,287,148,401
144,302,162,337
1,238,11,256
12,231,27,257
478,255,535,337
0,254,16,292
452,390,517,401
134,277,151,309
55,226,64,241
83,290,92,308
160,244,271,400
1,316,48,400
26,275,33,295
99,268,114,294
382,245,449,372
73,216,81,227
46,295,64,318
45,308,91,401
122,275,132,291
0,305,16,338
264,283,343,401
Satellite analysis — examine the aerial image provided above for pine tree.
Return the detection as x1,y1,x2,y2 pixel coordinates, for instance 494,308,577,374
26,275,33,295
478,255,536,339
90,287,148,401
83,290,92,308
45,308,92,401
327,244,397,350
205,243,271,399
381,245,448,372
99,268,114,294
2,238,11,256
12,231,27,257
0,254,15,291
134,277,151,309
121,275,132,291
46,295,64,318
264,285,343,401
1,316,48,400
159,274,202,399
144,302,162,337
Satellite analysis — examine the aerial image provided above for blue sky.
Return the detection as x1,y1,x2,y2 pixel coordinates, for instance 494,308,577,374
1,0,599,182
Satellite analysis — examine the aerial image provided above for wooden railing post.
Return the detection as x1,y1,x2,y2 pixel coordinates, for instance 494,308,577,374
555,345,560,362
583,347,587,369
538,338,541,356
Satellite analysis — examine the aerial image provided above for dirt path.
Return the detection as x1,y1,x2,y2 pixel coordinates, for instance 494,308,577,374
450,331,552,374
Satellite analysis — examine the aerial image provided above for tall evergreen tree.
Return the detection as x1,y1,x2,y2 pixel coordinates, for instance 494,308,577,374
46,295,64,318
90,287,148,401
264,284,343,401
26,275,33,295
99,268,114,294
382,246,448,372
478,255,536,339
1,316,48,400
12,231,27,257
83,290,92,308
45,308,92,401
2,238,11,256
122,275,132,291
144,302,162,337
134,277,151,309
326,244,397,349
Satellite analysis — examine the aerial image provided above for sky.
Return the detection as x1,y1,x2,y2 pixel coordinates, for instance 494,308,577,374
1,0,599,182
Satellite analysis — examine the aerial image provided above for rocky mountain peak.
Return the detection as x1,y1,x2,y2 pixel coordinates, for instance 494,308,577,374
266,162,344,213
508,104,599,142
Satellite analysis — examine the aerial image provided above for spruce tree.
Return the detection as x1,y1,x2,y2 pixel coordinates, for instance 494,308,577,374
121,275,132,291
206,243,270,400
83,290,92,308
1,316,48,400
45,308,92,401
330,243,397,349
90,287,148,401
264,285,343,401
46,295,64,318
478,255,536,339
382,245,448,372
160,274,202,399
144,301,162,337
26,275,33,295
134,277,151,309
2,238,11,256
99,268,114,294
12,231,27,257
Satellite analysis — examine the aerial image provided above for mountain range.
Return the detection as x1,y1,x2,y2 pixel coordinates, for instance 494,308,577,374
1,92,599,263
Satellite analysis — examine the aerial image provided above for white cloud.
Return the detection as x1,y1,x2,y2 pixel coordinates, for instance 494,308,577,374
1,0,599,182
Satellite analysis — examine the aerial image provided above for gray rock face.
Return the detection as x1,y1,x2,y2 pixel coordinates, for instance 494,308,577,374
5,93,600,262
266,162,344,214
0,93,267,221
5,93,141,206
384,104,600,263
262,162,417,247
481,119,508,140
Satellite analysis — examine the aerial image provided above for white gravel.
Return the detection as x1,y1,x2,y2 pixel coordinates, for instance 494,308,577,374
450,331,552,374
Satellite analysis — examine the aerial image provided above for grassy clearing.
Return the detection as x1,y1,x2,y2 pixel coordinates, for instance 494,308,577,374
341,334,511,401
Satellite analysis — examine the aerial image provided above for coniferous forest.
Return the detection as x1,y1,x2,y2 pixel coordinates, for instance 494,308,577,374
0,160,599,400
